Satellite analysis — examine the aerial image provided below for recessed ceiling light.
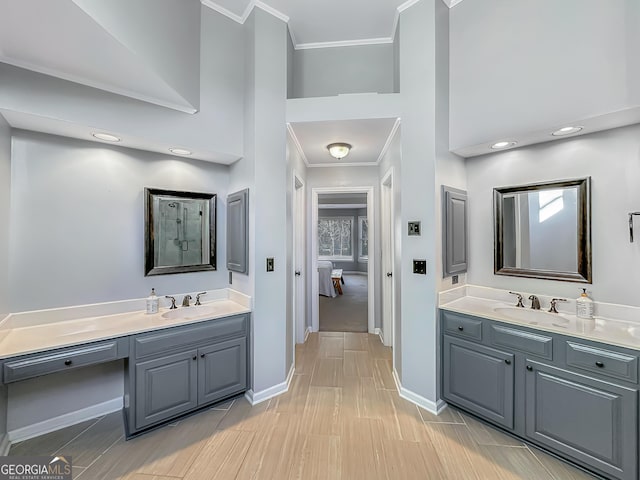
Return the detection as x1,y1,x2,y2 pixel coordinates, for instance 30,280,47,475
551,126,583,136
169,148,192,156
491,141,516,150
92,132,120,142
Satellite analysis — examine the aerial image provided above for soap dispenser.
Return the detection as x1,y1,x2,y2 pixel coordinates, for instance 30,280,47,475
146,288,159,314
575,288,594,319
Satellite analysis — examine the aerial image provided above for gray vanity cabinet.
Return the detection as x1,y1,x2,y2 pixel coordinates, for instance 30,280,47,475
440,309,640,480
126,314,249,436
198,337,246,405
135,349,198,429
443,336,514,429
525,360,637,480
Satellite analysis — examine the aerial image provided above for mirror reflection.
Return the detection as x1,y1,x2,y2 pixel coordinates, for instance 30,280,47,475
145,188,217,276
494,178,591,283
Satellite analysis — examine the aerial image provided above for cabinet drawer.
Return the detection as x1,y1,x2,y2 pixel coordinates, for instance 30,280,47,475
566,342,638,383
135,314,247,359
443,311,482,341
490,325,553,360
4,340,122,383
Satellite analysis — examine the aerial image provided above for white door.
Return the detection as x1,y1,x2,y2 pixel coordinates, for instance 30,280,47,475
381,171,394,347
293,176,306,344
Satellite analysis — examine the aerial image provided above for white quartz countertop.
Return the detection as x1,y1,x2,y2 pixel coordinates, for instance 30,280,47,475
440,295,640,352
0,297,251,359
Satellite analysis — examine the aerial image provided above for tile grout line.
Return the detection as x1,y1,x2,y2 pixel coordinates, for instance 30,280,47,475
51,415,106,457
524,443,561,480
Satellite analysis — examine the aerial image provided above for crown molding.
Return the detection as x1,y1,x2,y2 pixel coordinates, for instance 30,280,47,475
254,1,289,23
375,118,401,165
295,37,393,50
200,0,245,23
397,0,423,13
286,123,310,167
309,161,379,168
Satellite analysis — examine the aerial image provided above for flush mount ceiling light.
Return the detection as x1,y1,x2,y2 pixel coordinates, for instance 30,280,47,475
327,142,352,160
551,126,583,136
92,132,120,142
169,148,192,156
491,141,516,150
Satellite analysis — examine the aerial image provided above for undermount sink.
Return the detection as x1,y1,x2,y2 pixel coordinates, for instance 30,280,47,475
493,306,570,326
161,304,220,321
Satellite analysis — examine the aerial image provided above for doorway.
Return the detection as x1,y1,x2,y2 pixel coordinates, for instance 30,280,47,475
293,174,306,344
381,169,395,349
311,186,375,334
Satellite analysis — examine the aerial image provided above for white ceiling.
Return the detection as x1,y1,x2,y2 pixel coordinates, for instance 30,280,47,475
203,0,462,48
288,118,399,167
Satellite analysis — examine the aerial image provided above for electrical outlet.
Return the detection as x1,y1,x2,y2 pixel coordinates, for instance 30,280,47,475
452,275,459,285
266,257,274,272
413,259,427,275
408,221,421,236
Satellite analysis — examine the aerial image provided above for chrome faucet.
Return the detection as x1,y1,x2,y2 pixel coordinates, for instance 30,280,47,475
548,298,568,313
528,295,541,310
195,292,207,306
181,295,192,307
165,296,177,309
509,291,524,308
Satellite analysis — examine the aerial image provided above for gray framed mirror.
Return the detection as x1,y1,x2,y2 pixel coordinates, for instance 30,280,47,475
494,177,591,283
144,188,217,276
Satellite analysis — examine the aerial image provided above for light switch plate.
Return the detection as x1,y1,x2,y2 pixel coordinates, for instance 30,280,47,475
413,259,427,275
408,221,421,236
266,257,274,272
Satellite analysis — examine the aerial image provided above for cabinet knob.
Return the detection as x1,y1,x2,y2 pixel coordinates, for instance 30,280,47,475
458,326,464,331
64,359,72,366
504,359,511,365
200,354,205,358
595,361,604,368
192,356,197,361
526,365,533,371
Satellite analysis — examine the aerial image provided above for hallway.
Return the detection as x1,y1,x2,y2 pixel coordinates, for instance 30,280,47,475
319,273,368,332
9,333,593,479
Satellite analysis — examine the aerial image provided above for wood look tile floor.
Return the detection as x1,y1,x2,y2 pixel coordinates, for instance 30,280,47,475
9,332,596,479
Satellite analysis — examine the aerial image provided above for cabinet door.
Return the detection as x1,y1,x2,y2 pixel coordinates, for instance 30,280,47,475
198,337,247,405
135,350,198,429
227,189,249,273
525,361,637,480
443,336,514,429
442,185,468,275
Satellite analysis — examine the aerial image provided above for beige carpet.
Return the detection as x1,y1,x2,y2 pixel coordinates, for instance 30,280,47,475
319,273,368,332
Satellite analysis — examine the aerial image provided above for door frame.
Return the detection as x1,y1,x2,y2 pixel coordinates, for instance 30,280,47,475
311,186,375,334
381,168,395,351
292,172,306,346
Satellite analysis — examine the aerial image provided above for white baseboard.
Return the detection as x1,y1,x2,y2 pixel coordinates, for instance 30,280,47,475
8,397,123,444
343,271,367,275
373,328,384,343
304,326,312,341
392,369,446,415
245,364,295,406
0,433,9,456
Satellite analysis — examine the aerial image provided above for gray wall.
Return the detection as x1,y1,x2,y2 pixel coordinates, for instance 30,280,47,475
318,208,368,273
71,0,202,110
466,123,640,307
9,131,229,311
0,115,10,446
232,8,289,394
0,116,10,320
449,0,630,151
0,6,245,162
291,44,395,98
